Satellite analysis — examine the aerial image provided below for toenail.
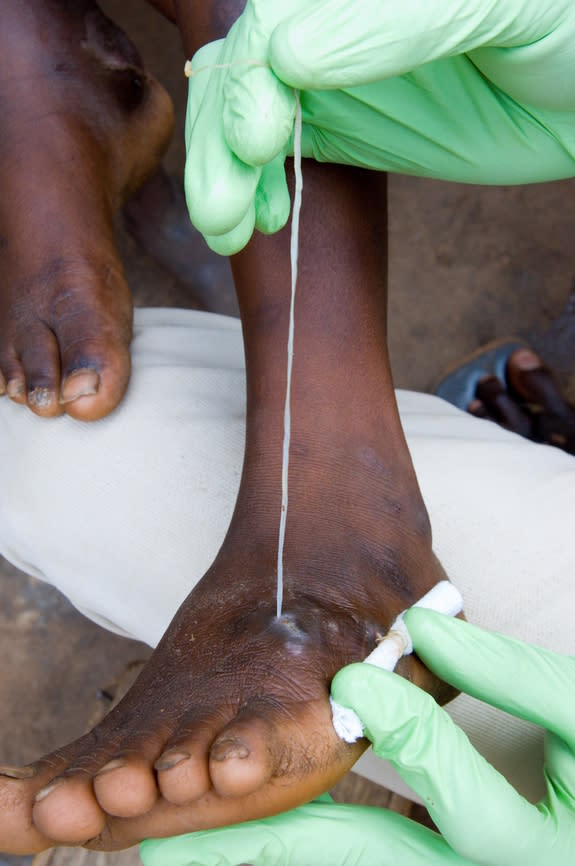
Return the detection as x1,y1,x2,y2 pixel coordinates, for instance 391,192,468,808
155,751,190,771
60,369,100,404
95,759,126,776
7,380,24,399
29,387,55,409
0,764,37,779
211,739,250,762
35,779,65,803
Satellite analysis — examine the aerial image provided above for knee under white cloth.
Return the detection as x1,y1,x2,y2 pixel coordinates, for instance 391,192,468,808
1,307,574,805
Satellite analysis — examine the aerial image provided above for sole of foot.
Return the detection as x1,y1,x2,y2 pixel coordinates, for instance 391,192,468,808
0,0,174,421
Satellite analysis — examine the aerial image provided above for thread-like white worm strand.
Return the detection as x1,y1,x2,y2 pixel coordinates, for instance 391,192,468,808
277,92,303,618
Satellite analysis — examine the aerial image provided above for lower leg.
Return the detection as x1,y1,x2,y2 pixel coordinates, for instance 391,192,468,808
0,161,450,853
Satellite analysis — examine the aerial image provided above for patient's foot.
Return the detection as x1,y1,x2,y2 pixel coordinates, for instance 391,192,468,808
0,162,452,853
0,432,447,852
0,0,173,420
469,348,575,455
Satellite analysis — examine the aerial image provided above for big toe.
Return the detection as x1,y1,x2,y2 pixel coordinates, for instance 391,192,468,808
59,341,131,423
55,289,133,422
4,289,133,422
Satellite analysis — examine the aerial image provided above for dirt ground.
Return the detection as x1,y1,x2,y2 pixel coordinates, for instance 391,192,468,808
1,2,574,864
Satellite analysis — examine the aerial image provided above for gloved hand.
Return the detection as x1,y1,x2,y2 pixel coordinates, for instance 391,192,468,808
185,0,575,254
140,611,575,865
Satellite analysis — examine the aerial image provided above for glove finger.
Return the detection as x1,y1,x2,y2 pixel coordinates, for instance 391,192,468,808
185,108,260,240
332,664,549,864
184,41,260,239
254,154,291,235
544,731,575,814
405,609,575,751
224,64,296,166
140,799,467,866
204,203,256,256
184,40,224,151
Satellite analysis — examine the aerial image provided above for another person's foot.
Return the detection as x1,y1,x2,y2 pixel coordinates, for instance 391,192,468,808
469,348,575,455
0,0,173,420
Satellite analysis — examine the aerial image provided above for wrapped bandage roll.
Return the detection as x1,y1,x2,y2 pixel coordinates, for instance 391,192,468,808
330,581,463,743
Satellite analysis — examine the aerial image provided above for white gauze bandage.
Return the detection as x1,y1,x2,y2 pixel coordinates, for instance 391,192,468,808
330,580,463,743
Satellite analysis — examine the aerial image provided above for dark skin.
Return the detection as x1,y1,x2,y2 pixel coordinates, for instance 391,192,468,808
2,0,573,854
0,0,174,420
0,0,244,422
0,146,452,850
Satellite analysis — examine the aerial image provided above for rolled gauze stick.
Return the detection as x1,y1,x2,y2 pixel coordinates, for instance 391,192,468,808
330,580,464,743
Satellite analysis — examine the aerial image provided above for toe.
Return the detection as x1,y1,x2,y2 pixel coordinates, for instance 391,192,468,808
75,721,168,820
156,721,214,806
32,775,106,845
16,326,63,417
6,375,26,404
475,375,533,438
507,348,571,415
56,306,133,422
1,354,27,405
93,756,158,818
467,397,489,419
209,711,277,799
60,352,130,422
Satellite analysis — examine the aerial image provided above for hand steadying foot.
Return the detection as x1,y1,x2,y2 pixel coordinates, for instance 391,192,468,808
0,162,455,853
0,0,173,420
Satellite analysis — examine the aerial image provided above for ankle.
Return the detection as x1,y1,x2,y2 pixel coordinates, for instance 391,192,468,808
233,422,433,582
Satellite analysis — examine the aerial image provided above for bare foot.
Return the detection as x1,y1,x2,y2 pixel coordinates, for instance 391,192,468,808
0,0,173,420
0,163,453,853
469,348,575,455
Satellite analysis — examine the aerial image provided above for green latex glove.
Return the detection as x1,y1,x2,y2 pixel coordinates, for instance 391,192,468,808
140,612,575,865
184,0,575,254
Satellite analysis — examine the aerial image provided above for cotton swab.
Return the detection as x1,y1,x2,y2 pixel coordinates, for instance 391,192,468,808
330,580,463,742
